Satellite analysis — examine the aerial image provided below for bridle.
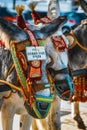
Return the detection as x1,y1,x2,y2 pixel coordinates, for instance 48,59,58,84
0,28,54,119
44,32,74,100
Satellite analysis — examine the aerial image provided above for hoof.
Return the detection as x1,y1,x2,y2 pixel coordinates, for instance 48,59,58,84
74,114,86,129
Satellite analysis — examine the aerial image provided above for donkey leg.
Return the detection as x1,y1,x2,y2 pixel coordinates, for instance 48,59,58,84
20,114,32,130
31,119,47,130
1,100,15,130
47,95,61,130
31,119,38,130
71,101,86,129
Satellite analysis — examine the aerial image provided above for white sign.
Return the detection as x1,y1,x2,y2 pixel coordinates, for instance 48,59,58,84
26,46,46,61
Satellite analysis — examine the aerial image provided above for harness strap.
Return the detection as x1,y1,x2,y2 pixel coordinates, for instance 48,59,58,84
46,70,54,94
0,80,22,92
48,67,87,77
25,29,42,80
0,84,11,92
72,68,87,77
48,68,69,75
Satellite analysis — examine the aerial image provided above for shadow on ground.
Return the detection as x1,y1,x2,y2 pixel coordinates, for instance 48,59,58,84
61,111,70,116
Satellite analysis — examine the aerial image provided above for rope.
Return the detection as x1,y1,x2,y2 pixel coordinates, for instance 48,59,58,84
0,80,22,92
71,31,87,51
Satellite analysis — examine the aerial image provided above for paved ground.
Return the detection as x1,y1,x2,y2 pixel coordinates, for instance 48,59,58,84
61,101,87,130
0,100,87,130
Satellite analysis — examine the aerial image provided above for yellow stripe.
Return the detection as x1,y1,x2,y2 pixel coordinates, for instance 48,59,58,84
36,97,53,102
33,105,42,118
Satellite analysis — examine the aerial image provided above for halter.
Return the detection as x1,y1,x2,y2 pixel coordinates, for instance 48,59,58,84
48,34,74,101
15,12,54,118
66,30,87,102
48,67,73,100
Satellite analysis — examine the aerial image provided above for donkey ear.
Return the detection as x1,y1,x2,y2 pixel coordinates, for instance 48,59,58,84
79,0,87,14
47,0,60,19
36,16,67,39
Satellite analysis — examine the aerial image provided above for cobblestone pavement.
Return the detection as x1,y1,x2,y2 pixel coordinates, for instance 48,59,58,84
61,100,87,130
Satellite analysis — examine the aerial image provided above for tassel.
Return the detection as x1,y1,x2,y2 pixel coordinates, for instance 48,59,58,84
28,1,41,24
31,11,41,24
15,5,27,29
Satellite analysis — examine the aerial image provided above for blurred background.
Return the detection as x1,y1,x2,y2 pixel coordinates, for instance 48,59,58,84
0,0,87,30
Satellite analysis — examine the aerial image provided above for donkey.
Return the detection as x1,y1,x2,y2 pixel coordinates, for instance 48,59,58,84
66,0,87,129
28,0,74,130
0,15,73,130
29,0,87,129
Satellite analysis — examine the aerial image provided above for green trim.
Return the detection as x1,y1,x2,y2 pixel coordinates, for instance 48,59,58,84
33,101,51,118
25,41,30,46
33,104,42,118
25,40,44,47
11,44,27,88
38,40,44,46
13,40,44,48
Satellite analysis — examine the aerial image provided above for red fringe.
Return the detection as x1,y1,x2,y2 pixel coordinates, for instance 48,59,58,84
17,15,27,29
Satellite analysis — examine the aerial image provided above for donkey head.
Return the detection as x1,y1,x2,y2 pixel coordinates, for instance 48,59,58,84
28,0,74,101
45,31,74,101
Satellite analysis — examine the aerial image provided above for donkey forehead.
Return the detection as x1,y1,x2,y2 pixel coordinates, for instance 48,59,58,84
45,37,68,67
